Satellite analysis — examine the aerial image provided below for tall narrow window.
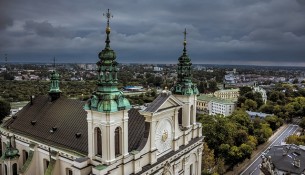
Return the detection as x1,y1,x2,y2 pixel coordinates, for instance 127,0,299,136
178,108,182,126
189,164,193,175
115,127,121,156
23,150,29,164
43,159,49,173
96,128,102,156
190,105,194,124
5,164,7,175
12,163,17,175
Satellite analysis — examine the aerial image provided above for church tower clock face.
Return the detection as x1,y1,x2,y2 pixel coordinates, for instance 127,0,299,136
155,119,172,155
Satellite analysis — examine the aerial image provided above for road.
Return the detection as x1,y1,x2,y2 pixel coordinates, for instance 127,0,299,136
240,123,300,175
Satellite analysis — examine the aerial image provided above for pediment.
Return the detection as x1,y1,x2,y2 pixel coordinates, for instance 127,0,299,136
144,93,183,114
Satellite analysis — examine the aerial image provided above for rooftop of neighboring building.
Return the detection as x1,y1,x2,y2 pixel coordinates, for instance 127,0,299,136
197,94,235,104
262,144,305,174
214,88,239,93
246,111,273,118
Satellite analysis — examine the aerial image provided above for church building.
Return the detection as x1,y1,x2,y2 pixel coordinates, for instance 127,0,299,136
0,9,203,175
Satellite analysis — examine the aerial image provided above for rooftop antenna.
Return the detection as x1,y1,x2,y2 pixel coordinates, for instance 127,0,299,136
5,54,8,72
53,57,56,71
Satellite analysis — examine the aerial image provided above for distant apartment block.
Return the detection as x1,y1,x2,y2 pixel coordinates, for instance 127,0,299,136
153,66,163,72
197,94,236,116
214,88,239,101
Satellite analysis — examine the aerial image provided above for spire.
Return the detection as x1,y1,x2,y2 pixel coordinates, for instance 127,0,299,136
103,9,113,49
49,58,61,101
85,9,131,112
183,28,187,55
171,28,199,96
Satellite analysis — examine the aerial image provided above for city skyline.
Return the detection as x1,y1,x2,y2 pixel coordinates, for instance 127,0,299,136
1,0,305,66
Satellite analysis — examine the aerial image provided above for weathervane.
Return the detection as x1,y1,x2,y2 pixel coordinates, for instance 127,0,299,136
103,9,113,28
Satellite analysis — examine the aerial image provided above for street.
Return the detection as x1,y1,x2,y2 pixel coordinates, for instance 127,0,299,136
240,122,300,175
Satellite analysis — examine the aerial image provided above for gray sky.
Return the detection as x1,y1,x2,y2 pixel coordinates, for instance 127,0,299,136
1,0,305,66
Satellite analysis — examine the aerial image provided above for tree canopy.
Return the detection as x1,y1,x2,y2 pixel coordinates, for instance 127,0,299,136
0,98,11,121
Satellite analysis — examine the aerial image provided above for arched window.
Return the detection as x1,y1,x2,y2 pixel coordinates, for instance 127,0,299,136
95,127,102,156
12,163,18,175
115,127,121,157
66,168,73,175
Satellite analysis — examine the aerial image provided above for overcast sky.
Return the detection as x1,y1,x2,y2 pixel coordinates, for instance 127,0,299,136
1,0,305,66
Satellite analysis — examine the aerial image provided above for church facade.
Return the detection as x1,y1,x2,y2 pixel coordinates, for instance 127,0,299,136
0,10,203,175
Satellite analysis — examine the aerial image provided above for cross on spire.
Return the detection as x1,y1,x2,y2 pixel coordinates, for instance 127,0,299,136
103,9,113,28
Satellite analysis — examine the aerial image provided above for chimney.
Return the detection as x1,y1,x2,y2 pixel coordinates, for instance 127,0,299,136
30,95,34,105
283,148,287,156
294,158,300,168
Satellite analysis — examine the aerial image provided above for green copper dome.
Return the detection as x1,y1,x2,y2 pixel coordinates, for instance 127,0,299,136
49,70,61,101
171,28,199,96
85,9,131,112
49,71,61,93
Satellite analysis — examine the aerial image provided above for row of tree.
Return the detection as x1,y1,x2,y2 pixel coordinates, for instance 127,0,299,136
198,109,283,174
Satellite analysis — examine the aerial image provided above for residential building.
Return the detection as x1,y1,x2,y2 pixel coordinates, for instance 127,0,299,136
197,94,236,116
0,16,203,175
214,88,239,101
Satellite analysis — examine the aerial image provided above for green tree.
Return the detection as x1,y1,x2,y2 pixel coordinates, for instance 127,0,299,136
239,87,252,96
293,78,299,84
264,115,283,131
299,117,305,132
228,146,242,165
202,143,216,173
0,98,11,121
240,143,253,159
244,99,257,110
215,158,226,175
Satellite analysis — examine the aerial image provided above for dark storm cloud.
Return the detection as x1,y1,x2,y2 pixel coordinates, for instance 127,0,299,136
0,14,13,30
1,0,305,66
23,20,73,38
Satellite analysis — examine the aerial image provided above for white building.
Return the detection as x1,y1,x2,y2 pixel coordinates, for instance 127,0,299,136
197,94,236,116
0,14,203,175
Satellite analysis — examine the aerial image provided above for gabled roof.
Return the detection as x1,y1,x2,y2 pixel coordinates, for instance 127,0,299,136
3,96,88,154
144,91,183,113
128,108,148,152
3,95,147,155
